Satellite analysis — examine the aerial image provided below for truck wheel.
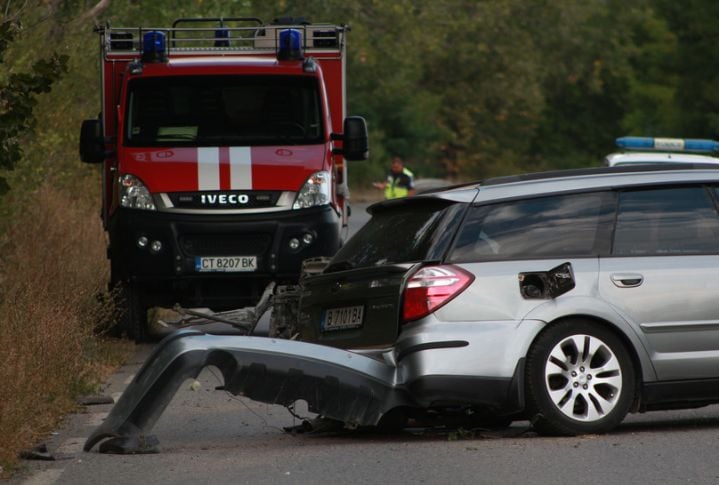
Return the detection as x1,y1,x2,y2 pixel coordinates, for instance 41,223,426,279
525,319,635,436
116,283,148,343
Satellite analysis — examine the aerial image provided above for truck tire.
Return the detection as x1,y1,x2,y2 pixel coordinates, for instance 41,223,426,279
116,282,148,343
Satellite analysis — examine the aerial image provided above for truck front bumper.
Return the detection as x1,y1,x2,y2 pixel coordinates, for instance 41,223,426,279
107,205,341,307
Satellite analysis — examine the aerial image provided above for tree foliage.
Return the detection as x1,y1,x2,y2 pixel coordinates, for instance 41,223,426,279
0,10,67,195
0,0,716,197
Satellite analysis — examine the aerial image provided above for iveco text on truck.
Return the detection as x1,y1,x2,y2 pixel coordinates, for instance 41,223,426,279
79,17,368,341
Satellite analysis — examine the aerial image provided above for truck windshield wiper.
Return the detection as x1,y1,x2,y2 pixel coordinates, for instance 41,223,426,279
156,134,197,141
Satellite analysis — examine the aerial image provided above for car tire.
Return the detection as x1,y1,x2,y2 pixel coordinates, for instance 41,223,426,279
115,282,148,343
525,319,636,436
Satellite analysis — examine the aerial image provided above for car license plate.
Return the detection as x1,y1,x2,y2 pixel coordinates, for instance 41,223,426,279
195,256,257,272
322,305,364,331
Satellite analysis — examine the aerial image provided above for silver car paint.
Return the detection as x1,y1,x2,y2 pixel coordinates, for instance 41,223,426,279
394,316,544,386
294,168,719,393
417,258,657,384
599,255,719,380
474,169,719,203
437,259,600,322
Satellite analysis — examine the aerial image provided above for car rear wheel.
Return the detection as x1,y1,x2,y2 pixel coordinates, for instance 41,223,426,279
526,319,635,436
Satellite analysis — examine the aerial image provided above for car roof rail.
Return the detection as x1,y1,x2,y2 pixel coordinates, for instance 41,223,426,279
481,163,719,187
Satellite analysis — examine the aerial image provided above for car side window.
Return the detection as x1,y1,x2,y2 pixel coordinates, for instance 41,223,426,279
449,191,611,262
613,186,719,256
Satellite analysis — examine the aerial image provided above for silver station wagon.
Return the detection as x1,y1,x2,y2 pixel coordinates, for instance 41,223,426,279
86,163,719,453
299,163,719,435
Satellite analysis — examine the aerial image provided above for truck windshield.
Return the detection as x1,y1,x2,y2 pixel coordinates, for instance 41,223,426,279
125,75,323,147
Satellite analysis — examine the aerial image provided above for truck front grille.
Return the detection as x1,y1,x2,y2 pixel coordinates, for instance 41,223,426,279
179,234,271,256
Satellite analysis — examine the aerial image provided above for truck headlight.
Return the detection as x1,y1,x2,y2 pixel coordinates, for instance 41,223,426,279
293,171,331,209
119,174,156,210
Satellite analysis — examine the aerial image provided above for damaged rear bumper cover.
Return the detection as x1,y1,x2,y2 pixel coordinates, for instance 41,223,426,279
84,330,408,452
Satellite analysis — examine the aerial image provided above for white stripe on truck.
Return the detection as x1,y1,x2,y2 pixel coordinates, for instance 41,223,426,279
230,146,253,190
197,147,220,190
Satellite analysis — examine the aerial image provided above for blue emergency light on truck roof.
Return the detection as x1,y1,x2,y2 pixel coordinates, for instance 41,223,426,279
616,136,719,153
142,30,167,62
214,28,230,47
277,28,303,60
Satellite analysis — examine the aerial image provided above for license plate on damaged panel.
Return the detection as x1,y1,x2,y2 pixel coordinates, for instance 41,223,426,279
322,305,364,331
195,256,257,272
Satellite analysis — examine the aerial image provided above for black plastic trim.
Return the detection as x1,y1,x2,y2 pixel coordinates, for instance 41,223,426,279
642,378,719,410
406,375,512,408
107,204,340,307
396,340,468,363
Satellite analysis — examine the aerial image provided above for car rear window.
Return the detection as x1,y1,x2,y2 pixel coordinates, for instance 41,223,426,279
327,199,463,271
449,191,612,262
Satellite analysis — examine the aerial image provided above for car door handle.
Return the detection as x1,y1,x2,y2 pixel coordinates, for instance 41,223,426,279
610,273,644,288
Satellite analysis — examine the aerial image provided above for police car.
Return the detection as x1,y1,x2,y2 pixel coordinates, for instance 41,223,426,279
605,136,719,166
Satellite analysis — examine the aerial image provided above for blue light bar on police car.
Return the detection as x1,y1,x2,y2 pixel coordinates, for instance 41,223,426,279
617,137,719,153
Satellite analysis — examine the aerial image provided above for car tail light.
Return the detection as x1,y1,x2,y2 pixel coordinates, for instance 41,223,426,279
402,265,474,324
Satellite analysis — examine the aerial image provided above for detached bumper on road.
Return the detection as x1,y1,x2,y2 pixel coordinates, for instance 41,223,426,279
84,330,406,453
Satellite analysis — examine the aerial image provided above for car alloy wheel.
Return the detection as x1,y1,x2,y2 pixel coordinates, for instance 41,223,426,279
526,319,636,436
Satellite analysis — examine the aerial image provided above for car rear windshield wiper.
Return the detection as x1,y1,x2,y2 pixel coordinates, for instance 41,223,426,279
324,260,355,273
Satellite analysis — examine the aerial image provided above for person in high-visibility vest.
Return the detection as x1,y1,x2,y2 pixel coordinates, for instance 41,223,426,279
372,156,415,199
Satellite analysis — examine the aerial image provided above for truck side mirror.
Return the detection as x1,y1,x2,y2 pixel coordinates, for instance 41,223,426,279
79,119,105,164
341,116,368,161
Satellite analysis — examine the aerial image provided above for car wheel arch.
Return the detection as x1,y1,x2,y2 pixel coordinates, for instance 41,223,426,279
524,316,641,435
523,298,657,383
537,315,645,396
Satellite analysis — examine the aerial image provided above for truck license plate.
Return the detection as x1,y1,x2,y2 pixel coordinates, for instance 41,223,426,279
195,256,257,272
322,305,364,331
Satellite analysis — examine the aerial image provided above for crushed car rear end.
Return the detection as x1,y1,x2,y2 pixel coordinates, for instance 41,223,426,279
297,187,532,413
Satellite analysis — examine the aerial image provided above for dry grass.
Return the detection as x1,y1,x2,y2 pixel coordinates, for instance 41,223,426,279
0,185,133,474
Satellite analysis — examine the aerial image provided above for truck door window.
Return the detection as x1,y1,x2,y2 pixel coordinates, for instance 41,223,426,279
125,75,323,147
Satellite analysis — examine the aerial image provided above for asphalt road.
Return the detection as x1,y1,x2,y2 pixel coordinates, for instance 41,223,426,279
12,202,719,484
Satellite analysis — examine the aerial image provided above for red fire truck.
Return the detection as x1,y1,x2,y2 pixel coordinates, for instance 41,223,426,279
79,17,368,341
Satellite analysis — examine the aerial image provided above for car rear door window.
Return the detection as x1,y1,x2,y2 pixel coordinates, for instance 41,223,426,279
449,191,612,262
613,186,719,256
